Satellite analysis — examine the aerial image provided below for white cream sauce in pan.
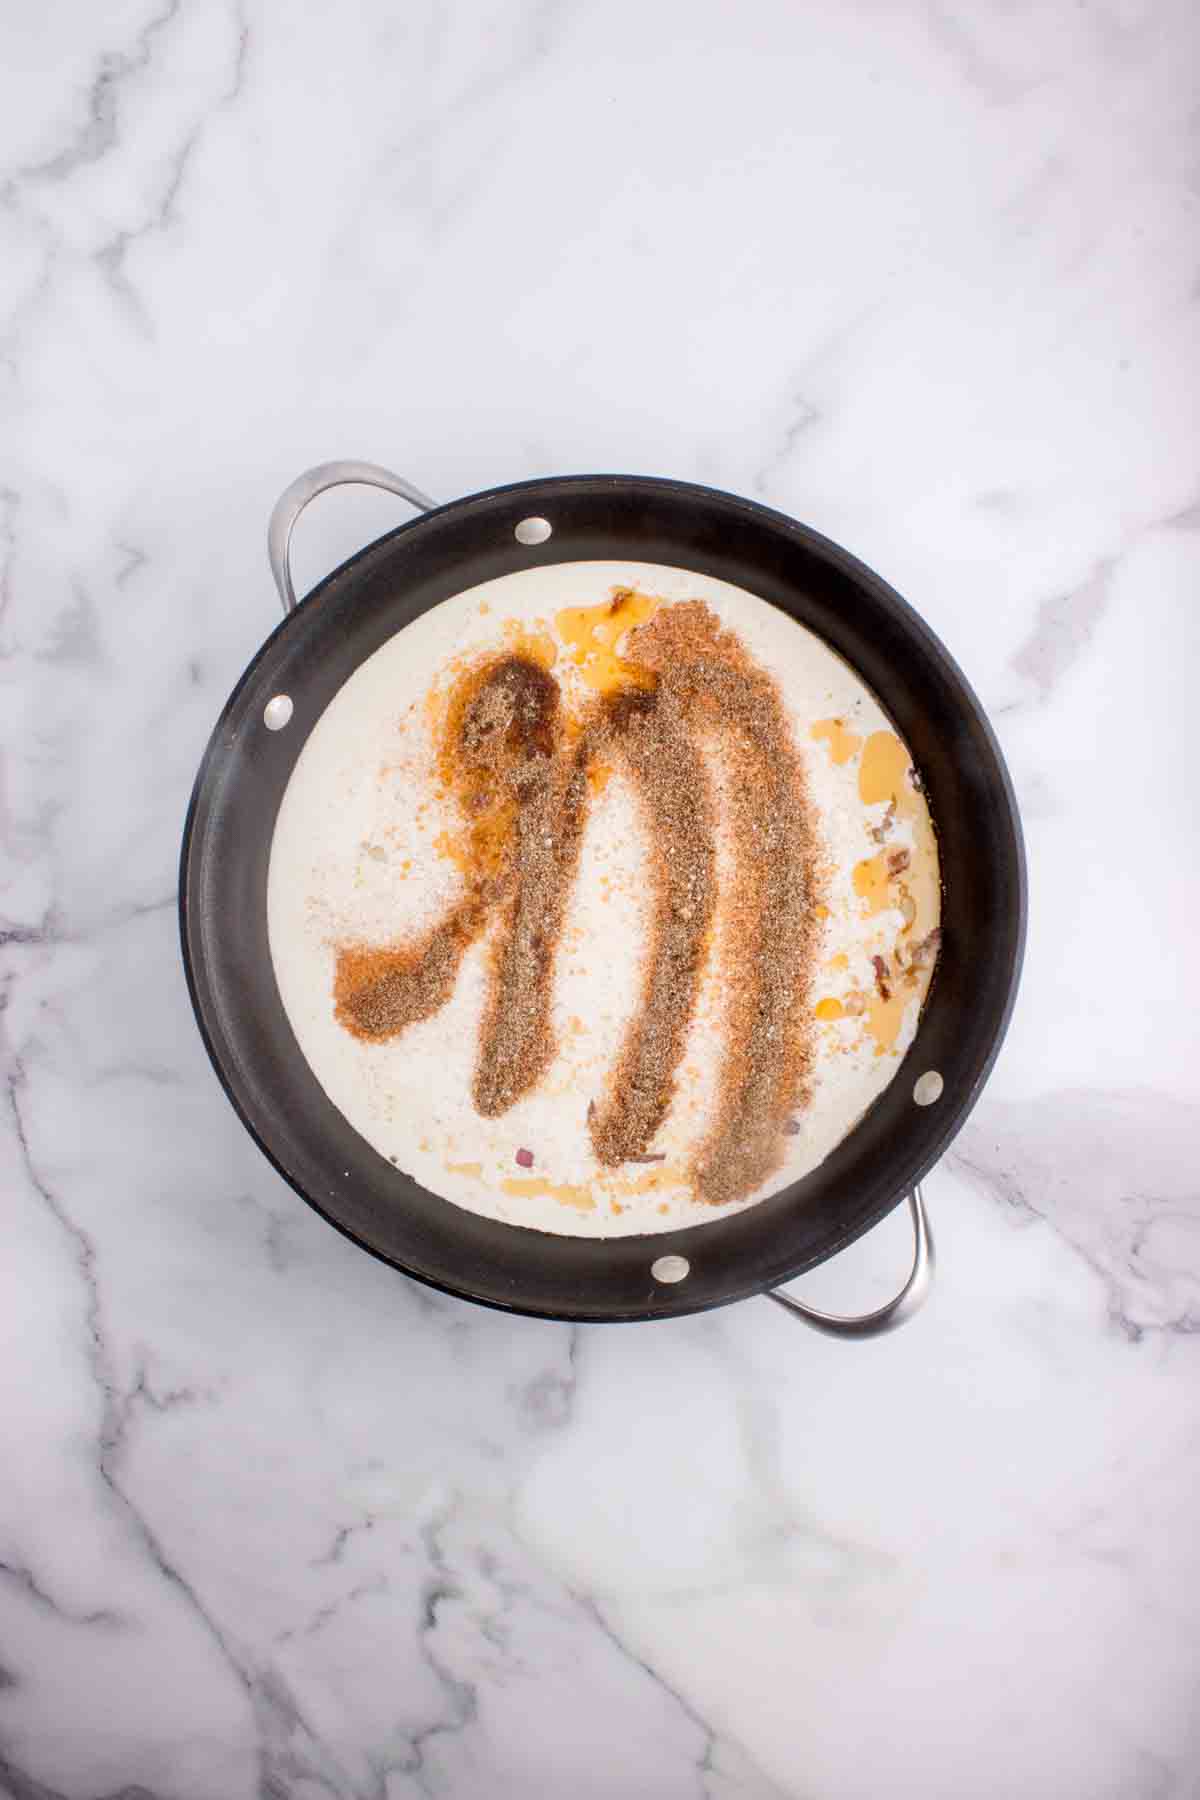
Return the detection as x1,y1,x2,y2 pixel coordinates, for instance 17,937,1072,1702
267,562,940,1237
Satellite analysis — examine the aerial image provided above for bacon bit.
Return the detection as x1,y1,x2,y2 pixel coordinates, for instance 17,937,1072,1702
869,801,896,844
887,847,911,875
908,927,942,971
514,1147,534,1169
626,1152,667,1164
871,954,892,1002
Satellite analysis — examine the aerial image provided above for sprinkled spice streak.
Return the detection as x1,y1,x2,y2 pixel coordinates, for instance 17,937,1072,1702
627,604,819,1204
473,737,590,1117
333,600,820,1207
334,654,578,1118
584,684,717,1167
333,902,482,1040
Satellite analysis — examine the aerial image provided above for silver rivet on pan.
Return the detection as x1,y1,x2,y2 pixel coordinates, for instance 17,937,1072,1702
514,516,552,545
913,1070,944,1106
264,694,293,731
651,1254,690,1284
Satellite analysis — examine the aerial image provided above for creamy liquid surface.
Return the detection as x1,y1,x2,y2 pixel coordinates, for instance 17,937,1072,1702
267,561,940,1237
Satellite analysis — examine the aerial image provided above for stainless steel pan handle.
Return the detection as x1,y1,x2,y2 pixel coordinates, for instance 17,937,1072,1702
267,461,436,615
766,1186,933,1338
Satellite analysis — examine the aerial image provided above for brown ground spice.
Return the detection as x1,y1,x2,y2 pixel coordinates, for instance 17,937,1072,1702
623,603,820,1204
333,600,820,1208
334,653,557,1045
585,685,717,1167
333,899,484,1041
472,741,591,1117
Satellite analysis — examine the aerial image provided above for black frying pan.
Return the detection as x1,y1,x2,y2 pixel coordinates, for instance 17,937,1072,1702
179,464,1025,1332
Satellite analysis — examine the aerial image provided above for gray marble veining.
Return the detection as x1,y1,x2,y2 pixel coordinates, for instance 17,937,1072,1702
0,1,1197,1795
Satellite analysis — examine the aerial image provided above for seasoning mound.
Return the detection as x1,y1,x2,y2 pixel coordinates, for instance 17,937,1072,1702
333,599,822,1208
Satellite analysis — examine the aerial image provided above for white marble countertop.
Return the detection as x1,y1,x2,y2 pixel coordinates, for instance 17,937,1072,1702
2,2,1198,1795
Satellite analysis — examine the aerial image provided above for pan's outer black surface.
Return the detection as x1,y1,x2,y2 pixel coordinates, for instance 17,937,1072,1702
180,475,1025,1321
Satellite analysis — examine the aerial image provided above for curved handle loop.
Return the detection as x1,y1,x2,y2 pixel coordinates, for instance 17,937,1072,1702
766,1186,933,1339
267,461,436,615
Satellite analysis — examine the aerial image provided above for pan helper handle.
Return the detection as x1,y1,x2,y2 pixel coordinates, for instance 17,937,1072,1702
267,461,436,615
766,1186,933,1338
